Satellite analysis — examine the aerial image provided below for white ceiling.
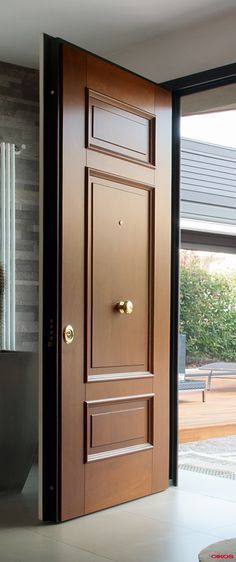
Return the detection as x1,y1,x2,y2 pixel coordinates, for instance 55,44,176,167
182,84,236,116
1,0,236,69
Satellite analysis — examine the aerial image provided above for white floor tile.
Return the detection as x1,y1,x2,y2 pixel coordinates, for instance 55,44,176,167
0,528,113,562
36,510,180,558
179,469,236,502
119,487,236,533
130,530,223,562
35,509,224,562
205,524,236,540
121,532,220,562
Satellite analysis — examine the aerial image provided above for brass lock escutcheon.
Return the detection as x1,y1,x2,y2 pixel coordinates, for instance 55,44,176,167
63,324,74,344
116,300,134,315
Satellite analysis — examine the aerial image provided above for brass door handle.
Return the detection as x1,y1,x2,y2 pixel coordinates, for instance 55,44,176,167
116,300,134,315
63,324,74,344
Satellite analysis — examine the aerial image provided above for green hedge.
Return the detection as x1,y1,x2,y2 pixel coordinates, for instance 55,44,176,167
180,263,236,365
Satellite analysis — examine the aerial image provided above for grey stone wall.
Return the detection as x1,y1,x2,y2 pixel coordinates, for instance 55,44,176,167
0,61,39,351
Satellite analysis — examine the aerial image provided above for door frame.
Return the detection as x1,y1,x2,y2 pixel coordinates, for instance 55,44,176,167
40,34,61,522
162,62,236,487
40,32,236,521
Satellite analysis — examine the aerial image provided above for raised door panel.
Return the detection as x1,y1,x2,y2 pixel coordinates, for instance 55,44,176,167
87,90,155,165
85,395,154,461
86,171,152,378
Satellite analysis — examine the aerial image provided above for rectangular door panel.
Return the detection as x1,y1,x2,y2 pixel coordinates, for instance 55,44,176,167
87,90,155,165
86,171,152,378
85,394,154,461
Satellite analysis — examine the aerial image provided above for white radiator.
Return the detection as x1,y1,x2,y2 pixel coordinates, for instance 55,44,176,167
0,142,15,350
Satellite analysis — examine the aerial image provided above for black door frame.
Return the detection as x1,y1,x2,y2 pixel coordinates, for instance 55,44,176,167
41,34,62,522
163,63,236,486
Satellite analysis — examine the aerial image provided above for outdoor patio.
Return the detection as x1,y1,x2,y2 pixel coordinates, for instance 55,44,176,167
179,377,236,443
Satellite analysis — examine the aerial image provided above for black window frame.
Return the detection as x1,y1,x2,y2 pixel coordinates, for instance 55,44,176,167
162,63,236,486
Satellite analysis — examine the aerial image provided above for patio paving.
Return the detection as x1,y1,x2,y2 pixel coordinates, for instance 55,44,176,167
179,435,236,479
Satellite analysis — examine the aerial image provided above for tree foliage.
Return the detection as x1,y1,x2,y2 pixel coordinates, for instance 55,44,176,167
180,262,236,365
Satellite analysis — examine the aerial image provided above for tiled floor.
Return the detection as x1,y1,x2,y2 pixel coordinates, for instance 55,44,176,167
0,468,236,562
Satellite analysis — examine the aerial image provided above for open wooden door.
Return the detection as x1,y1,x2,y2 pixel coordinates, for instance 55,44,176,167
41,34,172,522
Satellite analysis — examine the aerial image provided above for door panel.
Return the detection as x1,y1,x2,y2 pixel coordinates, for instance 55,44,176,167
86,172,150,375
87,90,155,164
43,37,172,522
85,394,153,460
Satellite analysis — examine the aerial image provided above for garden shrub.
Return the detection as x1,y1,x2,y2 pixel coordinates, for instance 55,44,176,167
180,262,236,365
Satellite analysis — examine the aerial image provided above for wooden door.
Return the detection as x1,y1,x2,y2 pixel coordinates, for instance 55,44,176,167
42,36,172,522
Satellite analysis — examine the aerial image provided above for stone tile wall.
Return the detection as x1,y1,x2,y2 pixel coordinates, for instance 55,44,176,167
0,61,39,351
